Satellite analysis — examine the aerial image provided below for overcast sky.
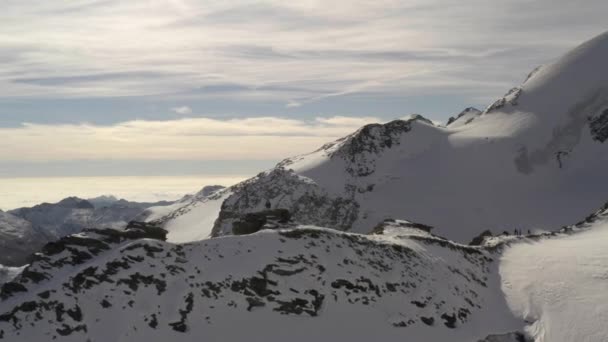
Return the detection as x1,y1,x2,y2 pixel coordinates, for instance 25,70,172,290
2,0,608,177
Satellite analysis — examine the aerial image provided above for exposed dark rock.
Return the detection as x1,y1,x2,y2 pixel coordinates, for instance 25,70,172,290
246,297,265,311
169,293,194,333
0,282,27,299
478,332,529,342
232,209,292,235
420,316,434,326
446,107,482,126
330,119,413,177
117,273,167,295
589,108,608,142
211,167,360,237
485,88,522,114
440,312,457,328
469,230,493,246
148,314,158,329
56,323,87,336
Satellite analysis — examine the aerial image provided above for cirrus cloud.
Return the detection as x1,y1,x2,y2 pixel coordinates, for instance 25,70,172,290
0,0,607,109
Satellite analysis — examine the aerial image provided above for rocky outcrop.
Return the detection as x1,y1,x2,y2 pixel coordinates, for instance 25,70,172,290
211,116,438,238
589,108,608,142
211,168,360,237
325,118,420,177
478,332,529,342
446,107,482,126
231,209,293,235
197,185,225,198
484,87,522,114
469,230,493,246
0,221,167,300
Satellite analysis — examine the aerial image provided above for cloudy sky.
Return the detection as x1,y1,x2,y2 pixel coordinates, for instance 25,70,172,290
2,0,608,177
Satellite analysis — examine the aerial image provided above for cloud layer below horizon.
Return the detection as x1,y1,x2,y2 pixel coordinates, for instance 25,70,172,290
0,116,381,161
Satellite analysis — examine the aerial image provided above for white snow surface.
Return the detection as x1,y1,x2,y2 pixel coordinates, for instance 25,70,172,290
0,265,26,286
142,185,227,242
500,208,608,342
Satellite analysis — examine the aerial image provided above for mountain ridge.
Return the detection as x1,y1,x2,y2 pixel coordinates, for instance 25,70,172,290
143,31,608,244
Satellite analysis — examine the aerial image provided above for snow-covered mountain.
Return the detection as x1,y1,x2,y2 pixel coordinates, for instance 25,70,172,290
2,29,608,342
148,32,608,244
0,211,51,267
9,197,173,239
2,201,607,341
0,220,528,341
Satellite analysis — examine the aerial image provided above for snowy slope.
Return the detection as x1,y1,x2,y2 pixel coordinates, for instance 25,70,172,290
500,203,608,342
152,32,608,244
0,222,526,341
0,266,25,287
141,185,226,242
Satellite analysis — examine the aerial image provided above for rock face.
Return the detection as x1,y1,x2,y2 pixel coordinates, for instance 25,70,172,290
196,185,225,198
210,168,359,237
321,119,417,177
478,332,529,342
589,108,608,142
9,197,96,238
446,107,482,127
231,209,292,235
0,224,523,341
483,87,522,114
0,210,51,266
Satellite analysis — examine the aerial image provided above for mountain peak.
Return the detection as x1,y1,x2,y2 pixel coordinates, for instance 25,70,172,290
56,197,94,209
446,107,482,127
195,185,226,198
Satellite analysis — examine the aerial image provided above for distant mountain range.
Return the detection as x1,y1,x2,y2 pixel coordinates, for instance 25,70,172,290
0,196,174,266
